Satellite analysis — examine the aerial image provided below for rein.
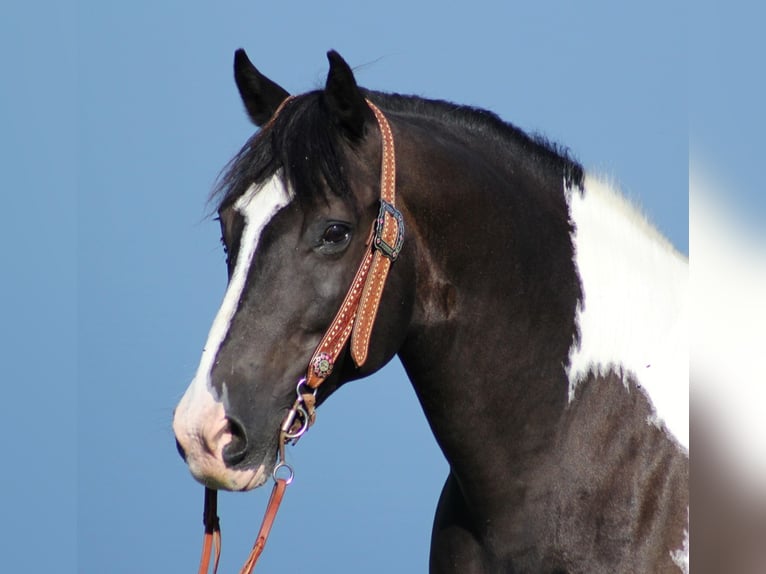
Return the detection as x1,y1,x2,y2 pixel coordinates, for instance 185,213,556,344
197,98,403,573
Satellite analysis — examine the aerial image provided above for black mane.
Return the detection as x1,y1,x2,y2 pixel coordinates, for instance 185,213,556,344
212,90,584,212
365,91,584,189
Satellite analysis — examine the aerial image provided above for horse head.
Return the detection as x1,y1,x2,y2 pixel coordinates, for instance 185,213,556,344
173,50,415,491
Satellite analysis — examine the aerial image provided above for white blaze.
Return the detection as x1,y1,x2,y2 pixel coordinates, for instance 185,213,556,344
195,175,292,390
567,174,689,450
173,174,292,490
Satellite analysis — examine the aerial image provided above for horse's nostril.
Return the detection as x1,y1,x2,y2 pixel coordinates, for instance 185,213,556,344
175,438,187,462
222,416,248,467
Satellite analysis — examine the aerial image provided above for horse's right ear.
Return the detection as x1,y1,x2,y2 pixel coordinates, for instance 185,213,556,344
233,49,290,127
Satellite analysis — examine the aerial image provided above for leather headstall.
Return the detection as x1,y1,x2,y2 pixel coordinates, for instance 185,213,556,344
306,99,403,388
198,98,404,574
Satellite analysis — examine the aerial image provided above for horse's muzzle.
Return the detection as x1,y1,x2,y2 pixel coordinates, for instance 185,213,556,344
173,385,270,491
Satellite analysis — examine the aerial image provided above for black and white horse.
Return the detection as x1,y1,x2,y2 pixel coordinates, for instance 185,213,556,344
174,50,688,573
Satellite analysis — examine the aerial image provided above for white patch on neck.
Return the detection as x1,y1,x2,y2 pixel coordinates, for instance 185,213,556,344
174,174,292,440
567,174,689,450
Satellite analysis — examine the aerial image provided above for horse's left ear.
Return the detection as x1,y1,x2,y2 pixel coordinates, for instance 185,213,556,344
234,49,291,127
324,50,371,140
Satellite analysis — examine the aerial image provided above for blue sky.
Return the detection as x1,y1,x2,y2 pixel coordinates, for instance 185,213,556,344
3,1,760,572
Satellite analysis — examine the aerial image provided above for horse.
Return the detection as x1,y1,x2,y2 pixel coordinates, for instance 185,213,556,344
173,49,689,573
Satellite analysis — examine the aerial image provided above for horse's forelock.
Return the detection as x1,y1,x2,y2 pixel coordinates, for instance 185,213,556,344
210,93,356,214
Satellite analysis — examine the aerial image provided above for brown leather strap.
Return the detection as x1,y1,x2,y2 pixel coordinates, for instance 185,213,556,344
305,246,375,388
238,478,288,573
198,487,221,574
350,101,401,365
350,251,392,366
305,99,403,388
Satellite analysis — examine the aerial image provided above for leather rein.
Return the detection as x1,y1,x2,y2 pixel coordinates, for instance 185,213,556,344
197,98,403,574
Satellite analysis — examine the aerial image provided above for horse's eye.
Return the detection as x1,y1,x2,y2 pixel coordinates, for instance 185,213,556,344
322,223,351,245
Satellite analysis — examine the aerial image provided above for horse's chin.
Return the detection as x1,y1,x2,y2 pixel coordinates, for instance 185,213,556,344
190,459,271,492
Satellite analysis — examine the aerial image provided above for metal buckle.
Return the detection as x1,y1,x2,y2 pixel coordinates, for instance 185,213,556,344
280,379,317,441
374,200,404,260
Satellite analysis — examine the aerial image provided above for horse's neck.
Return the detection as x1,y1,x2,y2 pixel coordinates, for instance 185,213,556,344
397,163,687,516
567,175,689,449
396,139,579,513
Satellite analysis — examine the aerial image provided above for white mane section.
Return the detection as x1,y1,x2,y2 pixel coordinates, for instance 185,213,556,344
567,174,689,450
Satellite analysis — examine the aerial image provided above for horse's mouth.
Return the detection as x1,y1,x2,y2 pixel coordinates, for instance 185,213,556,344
189,455,271,492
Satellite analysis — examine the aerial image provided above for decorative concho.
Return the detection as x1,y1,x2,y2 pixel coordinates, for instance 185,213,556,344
311,352,334,378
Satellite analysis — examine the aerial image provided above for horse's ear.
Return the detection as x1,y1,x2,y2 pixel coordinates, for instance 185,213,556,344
234,49,290,127
324,50,371,140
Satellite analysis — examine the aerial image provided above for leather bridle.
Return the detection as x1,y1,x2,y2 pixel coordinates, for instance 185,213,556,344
197,98,403,574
